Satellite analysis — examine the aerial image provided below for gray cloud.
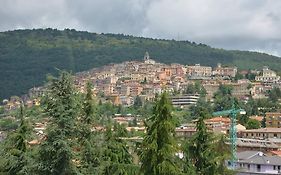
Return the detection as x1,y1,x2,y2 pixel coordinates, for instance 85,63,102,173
0,0,280,56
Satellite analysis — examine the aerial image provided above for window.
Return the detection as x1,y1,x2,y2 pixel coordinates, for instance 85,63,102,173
257,164,261,172
248,164,250,170
228,161,231,166
274,133,277,137
274,165,276,170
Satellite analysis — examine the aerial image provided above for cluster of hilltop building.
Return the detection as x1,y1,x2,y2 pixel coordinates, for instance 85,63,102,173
69,52,279,106
3,52,281,110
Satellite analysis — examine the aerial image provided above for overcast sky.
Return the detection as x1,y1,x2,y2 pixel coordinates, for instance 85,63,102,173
0,0,280,56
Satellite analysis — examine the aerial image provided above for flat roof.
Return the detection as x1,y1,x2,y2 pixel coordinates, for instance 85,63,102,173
242,128,281,133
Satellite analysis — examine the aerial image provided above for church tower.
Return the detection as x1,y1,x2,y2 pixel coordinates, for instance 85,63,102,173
144,51,156,64
144,51,150,61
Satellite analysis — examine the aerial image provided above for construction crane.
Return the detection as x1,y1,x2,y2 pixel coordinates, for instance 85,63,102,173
212,106,246,169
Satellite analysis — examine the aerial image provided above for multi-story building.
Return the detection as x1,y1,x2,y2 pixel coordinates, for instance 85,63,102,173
120,84,131,96
213,63,237,78
202,80,250,100
175,127,196,138
170,64,185,76
105,76,118,84
98,84,115,95
186,64,212,79
171,94,200,107
202,82,220,100
231,82,251,98
266,112,281,128
204,116,231,134
255,66,280,83
120,82,143,97
251,82,268,99
240,128,281,139
129,83,143,96
236,138,279,153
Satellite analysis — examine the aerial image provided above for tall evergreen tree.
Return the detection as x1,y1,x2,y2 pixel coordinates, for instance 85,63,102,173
134,95,143,109
189,98,212,119
213,85,235,111
0,104,31,174
184,113,233,175
140,92,180,175
36,71,79,175
213,135,234,175
79,82,100,173
101,124,138,175
186,115,216,175
185,84,196,94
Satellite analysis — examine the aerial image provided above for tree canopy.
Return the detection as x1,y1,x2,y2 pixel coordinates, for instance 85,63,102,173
140,92,180,175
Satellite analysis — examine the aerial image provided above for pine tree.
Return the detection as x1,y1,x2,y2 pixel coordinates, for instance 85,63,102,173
140,92,180,175
83,82,96,126
0,104,31,174
101,124,138,175
213,85,234,111
134,95,143,109
184,114,216,175
184,112,233,175
79,82,100,173
36,71,79,175
213,135,233,175
190,98,212,119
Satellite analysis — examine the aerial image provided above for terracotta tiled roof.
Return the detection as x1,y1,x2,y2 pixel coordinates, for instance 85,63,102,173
270,150,281,156
28,139,40,145
249,115,263,122
205,117,230,123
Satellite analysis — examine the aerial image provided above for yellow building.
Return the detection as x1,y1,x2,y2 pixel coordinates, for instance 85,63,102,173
266,112,281,128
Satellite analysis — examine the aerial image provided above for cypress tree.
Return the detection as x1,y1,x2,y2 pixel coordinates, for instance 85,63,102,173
140,92,180,175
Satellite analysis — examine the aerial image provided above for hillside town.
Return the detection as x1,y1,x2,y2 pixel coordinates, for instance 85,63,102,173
1,52,281,174
73,52,280,106
3,52,280,109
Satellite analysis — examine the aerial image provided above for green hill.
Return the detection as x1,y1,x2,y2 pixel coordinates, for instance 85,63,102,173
0,28,280,100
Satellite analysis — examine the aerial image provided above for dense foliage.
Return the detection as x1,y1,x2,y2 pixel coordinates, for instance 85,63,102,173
36,72,80,174
140,92,180,175
184,115,233,175
0,104,32,174
1,28,281,100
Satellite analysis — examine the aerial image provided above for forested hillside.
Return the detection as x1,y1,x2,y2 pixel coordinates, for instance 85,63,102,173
0,28,280,100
